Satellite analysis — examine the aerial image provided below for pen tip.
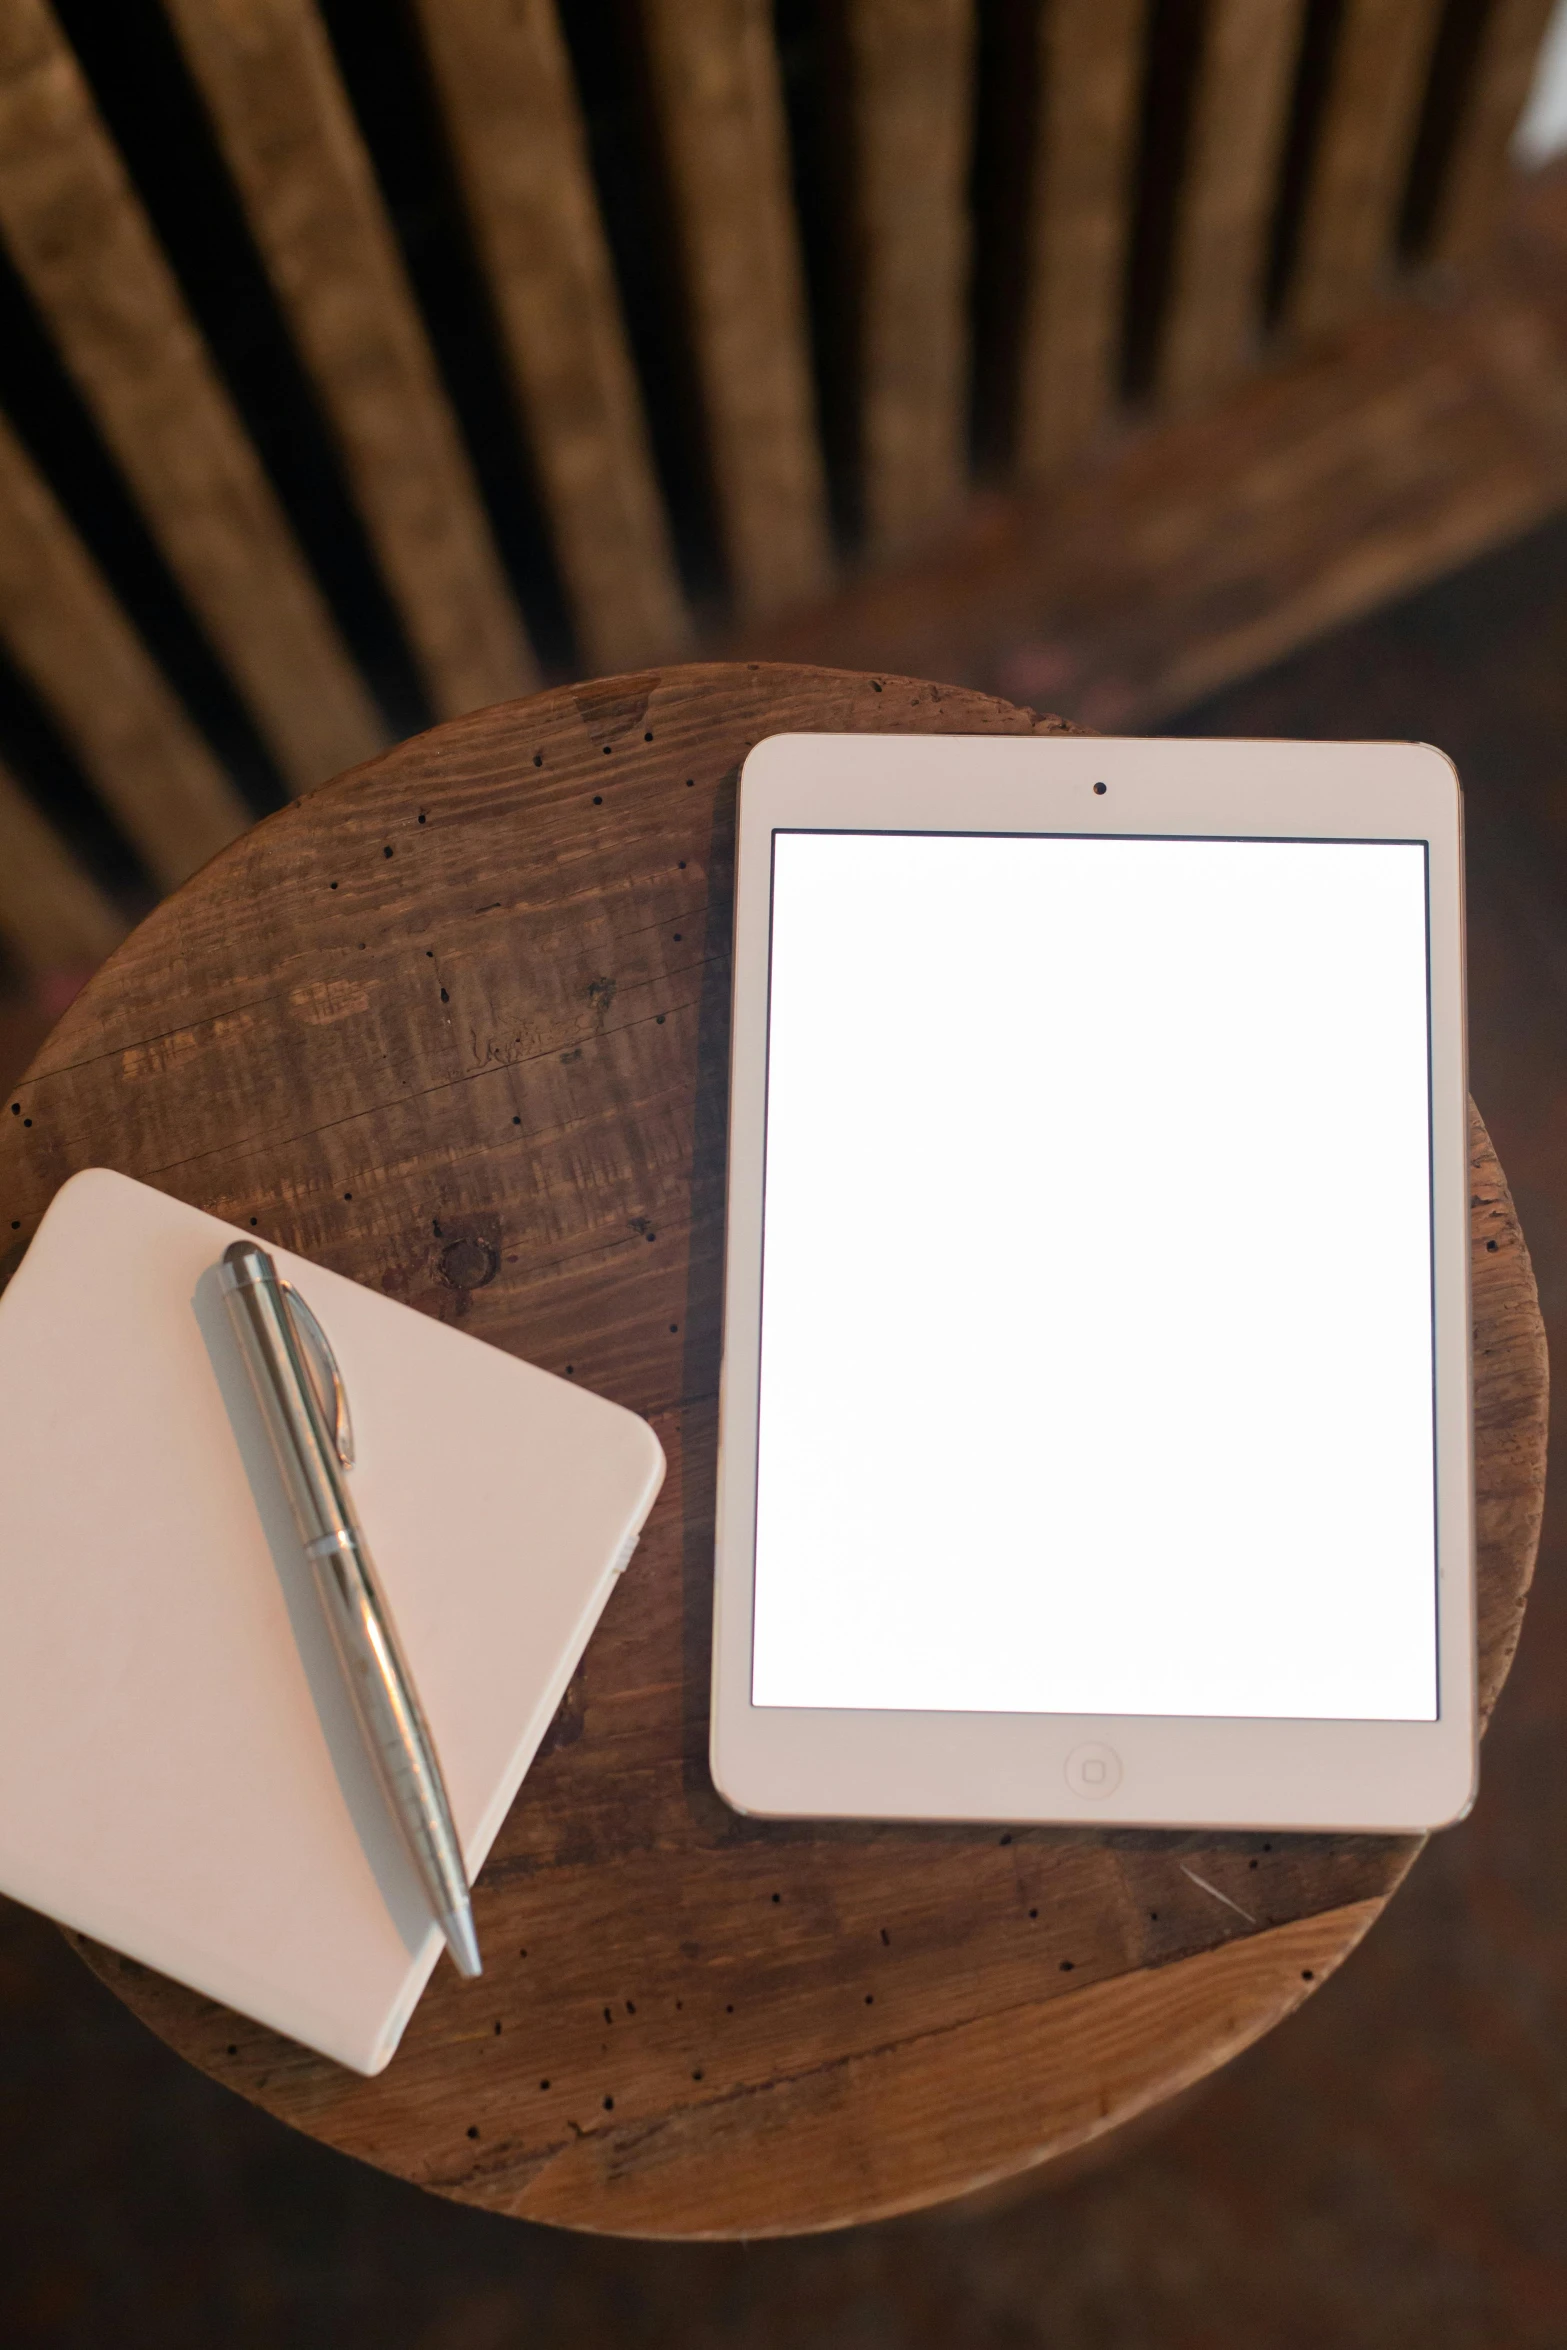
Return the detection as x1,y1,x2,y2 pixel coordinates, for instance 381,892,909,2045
444,1905,483,1980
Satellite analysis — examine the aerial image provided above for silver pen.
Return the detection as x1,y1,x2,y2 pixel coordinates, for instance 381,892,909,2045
218,1241,481,1978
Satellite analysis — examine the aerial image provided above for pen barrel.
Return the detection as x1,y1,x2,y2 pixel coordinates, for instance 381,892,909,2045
219,1250,479,1975
305,1529,474,1946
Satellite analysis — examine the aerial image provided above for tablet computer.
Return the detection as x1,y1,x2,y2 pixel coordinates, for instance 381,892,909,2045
711,731,1473,1832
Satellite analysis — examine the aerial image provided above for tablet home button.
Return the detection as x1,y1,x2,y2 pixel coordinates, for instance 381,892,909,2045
1064,1743,1122,1798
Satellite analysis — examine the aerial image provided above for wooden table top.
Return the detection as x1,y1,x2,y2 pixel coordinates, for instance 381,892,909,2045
0,664,1546,2238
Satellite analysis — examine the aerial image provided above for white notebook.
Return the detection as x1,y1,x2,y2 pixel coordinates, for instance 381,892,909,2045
0,1169,664,2073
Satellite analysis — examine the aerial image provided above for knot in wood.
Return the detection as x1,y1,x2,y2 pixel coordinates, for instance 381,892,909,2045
439,1237,498,1290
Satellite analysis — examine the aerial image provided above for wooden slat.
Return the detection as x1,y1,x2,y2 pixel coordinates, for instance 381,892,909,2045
639,0,832,617
1015,0,1148,480
0,758,126,977
1159,0,1307,409
0,0,385,793
411,0,688,673
164,0,537,720
0,408,249,890
845,0,976,552
1428,0,1561,267
731,161,1567,730
1286,0,1447,341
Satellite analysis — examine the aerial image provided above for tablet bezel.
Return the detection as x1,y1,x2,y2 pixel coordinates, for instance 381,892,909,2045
711,732,1474,1832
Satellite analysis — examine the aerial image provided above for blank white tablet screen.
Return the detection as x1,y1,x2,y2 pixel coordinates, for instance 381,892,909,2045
750,831,1437,1722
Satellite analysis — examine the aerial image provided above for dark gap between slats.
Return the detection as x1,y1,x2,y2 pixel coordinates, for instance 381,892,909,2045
969,0,1041,480
0,242,284,820
1398,0,1496,260
53,0,428,739
0,640,157,913
1121,0,1206,402
1264,0,1348,325
775,0,858,551
319,0,578,678
561,0,730,616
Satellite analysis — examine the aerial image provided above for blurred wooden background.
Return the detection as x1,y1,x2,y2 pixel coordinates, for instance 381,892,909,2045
0,0,1564,1013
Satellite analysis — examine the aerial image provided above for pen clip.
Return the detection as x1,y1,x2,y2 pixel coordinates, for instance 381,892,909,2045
279,1281,355,1468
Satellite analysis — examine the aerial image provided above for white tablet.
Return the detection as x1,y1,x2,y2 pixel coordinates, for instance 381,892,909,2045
711,731,1474,1833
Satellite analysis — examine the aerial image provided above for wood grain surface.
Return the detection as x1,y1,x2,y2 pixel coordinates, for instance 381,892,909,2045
0,0,385,791
0,665,1544,2238
165,0,537,720
414,0,689,675
844,0,974,551
1015,0,1147,478
0,407,249,889
640,0,833,616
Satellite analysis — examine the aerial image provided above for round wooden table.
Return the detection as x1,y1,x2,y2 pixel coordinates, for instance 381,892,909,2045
0,664,1546,2238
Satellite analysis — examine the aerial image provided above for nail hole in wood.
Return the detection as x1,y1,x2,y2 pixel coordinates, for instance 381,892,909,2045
467,2125,480,2138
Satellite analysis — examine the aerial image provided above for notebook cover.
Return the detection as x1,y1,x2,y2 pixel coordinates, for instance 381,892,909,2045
0,1168,665,2072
